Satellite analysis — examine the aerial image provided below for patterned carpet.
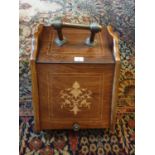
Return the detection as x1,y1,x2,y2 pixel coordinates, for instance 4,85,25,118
19,0,135,115
19,0,135,154
20,114,135,155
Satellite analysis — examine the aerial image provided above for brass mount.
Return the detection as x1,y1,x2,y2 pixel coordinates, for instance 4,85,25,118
51,20,102,47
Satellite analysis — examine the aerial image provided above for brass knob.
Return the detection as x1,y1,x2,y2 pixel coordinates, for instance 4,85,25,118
72,123,80,131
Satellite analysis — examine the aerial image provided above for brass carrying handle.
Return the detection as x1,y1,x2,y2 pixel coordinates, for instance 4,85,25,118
51,20,102,47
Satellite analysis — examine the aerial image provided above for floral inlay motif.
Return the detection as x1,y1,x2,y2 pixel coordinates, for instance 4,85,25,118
60,81,92,115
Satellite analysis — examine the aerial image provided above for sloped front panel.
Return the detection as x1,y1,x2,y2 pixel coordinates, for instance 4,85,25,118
37,64,114,129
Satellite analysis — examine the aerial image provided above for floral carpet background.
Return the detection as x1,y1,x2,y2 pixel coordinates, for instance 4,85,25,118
19,0,135,115
19,0,135,154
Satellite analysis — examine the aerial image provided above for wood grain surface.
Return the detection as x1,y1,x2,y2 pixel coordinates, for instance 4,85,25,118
30,24,120,131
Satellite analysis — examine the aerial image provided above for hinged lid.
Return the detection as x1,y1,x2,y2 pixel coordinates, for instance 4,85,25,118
31,24,120,64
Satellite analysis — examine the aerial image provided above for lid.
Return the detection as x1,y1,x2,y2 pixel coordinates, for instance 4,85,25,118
36,26,115,64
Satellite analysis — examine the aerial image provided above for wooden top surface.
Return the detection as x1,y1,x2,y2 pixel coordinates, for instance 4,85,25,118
36,26,115,64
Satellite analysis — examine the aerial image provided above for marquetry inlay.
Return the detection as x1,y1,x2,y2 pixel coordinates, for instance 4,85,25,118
60,81,93,115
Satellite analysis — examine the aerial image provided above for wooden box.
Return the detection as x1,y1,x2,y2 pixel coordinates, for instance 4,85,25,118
30,22,120,131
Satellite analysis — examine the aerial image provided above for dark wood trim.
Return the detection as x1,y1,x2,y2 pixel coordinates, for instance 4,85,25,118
30,60,41,131
107,25,120,131
30,24,43,60
30,24,43,131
